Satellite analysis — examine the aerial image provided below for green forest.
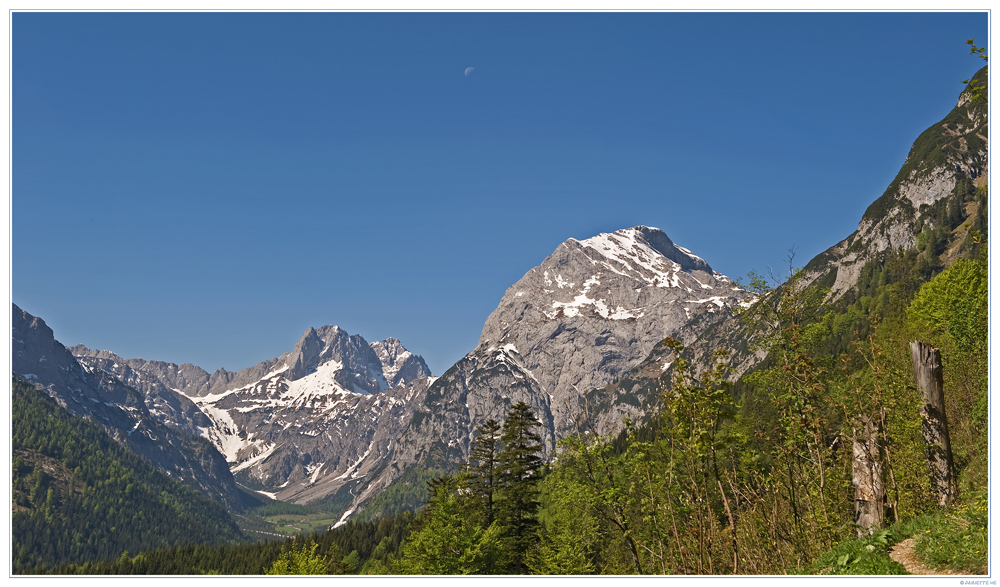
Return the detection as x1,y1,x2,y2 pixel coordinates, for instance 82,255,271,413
11,377,243,572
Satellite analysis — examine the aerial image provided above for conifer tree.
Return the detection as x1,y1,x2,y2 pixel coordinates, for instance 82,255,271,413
495,401,544,574
466,419,502,528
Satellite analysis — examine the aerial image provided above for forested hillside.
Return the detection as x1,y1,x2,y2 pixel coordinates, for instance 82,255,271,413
12,377,244,573
40,508,416,575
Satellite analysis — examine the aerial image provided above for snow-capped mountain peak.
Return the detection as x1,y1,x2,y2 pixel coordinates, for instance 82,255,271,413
571,226,716,287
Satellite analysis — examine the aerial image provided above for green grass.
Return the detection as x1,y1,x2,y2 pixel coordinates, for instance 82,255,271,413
803,490,989,575
914,491,988,574
236,498,342,537
265,512,339,536
805,528,908,575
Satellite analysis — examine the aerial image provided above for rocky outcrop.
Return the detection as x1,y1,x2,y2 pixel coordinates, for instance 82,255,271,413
803,67,988,301
587,68,991,448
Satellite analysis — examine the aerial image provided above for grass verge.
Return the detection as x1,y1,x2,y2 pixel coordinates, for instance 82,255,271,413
802,489,988,575
913,491,988,574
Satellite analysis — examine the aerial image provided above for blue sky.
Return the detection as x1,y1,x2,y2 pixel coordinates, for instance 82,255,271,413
12,11,989,375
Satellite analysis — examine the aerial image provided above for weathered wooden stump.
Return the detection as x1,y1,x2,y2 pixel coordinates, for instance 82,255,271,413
853,413,886,535
909,340,957,507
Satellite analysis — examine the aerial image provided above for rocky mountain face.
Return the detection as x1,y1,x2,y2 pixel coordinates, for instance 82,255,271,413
351,71,989,519
73,326,434,506
803,66,988,298
345,226,753,514
12,304,243,510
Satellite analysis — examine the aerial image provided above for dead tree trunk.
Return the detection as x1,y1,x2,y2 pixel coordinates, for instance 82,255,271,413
909,340,958,507
852,413,885,535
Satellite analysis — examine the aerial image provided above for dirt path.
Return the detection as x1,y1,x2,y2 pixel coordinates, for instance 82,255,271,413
889,537,962,575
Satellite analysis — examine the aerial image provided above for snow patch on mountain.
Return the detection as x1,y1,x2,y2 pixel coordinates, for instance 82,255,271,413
285,359,350,399
544,273,645,320
307,462,326,485
334,443,374,481
196,400,252,463
231,442,279,473
574,227,689,287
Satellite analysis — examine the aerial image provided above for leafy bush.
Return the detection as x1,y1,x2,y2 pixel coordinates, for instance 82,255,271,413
808,529,908,575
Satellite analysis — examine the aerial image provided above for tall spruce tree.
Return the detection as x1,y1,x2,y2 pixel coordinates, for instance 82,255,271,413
466,419,502,528
495,402,544,574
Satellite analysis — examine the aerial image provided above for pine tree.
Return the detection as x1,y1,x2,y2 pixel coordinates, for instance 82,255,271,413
495,402,544,574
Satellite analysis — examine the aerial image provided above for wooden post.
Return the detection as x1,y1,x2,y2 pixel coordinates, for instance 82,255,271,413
853,414,885,535
909,340,958,507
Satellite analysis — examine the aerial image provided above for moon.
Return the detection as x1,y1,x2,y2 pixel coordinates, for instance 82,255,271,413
464,67,474,76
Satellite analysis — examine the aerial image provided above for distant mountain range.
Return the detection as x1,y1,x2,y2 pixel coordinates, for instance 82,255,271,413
72,327,434,505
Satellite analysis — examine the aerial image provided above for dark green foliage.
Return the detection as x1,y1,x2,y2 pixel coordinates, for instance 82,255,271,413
11,377,243,573
328,508,415,566
466,418,502,527
495,402,545,573
394,402,546,574
40,504,417,575
250,500,312,517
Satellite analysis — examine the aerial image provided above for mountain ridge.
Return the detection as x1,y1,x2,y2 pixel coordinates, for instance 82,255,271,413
62,226,746,518
72,323,435,505
587,66,990,441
